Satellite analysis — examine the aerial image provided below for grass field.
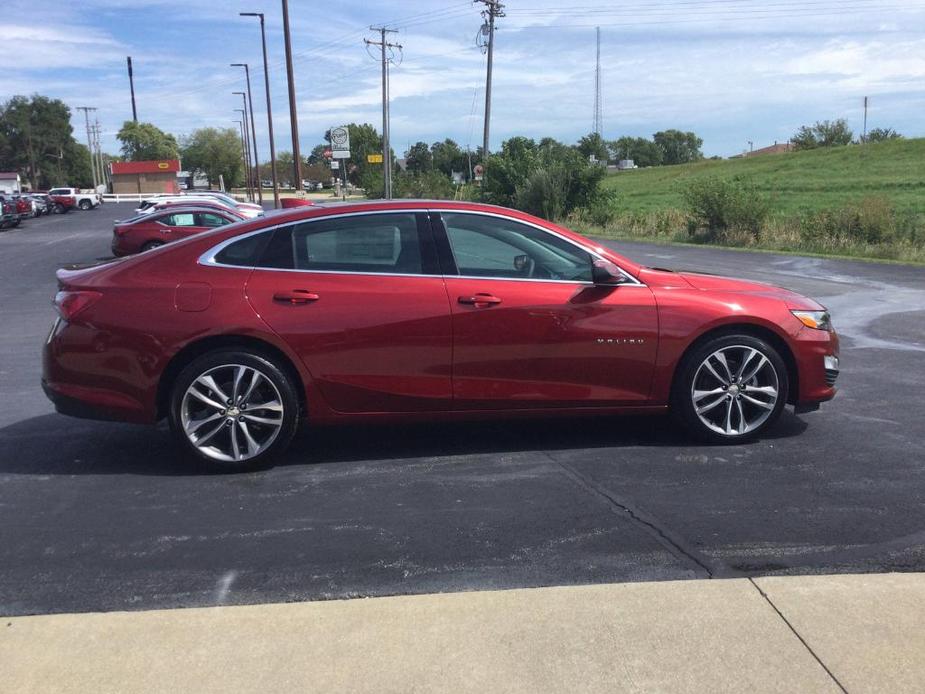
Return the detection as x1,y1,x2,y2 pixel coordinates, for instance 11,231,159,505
584,138,925,263
602,137,925,217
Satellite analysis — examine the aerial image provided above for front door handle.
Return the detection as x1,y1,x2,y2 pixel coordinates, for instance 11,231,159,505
273,290,320,304
458,293,502,307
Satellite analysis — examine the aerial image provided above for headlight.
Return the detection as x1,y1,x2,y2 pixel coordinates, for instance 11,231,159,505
791,310,832,331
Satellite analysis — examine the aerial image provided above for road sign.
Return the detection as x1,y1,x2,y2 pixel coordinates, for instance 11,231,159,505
323,149,332,159
330,160,340,170
473,164,484,175
330,126,350,159
367,153,383,164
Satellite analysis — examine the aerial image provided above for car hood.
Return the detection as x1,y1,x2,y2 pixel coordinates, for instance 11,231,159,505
640,267,824,310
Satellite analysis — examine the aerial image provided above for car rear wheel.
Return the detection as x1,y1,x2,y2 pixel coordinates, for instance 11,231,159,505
672,334,788,444
53,204,65,214
168,350,300,471
140,240,164,252
78,199,92,210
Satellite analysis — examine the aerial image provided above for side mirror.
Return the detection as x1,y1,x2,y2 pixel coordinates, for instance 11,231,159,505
592,259,626,285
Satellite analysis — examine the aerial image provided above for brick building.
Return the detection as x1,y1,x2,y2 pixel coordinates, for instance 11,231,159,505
110,160,181,194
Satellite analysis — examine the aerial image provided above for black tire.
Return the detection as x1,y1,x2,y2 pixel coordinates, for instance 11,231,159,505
53,203,65,214
140,240,165,252
671,333,789,445
11,218,20,227
167,349,301,471
78,199,92,210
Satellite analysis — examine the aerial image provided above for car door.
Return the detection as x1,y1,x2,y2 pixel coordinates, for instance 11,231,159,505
434,211,659,409
244,211,454,413
159,211,208,241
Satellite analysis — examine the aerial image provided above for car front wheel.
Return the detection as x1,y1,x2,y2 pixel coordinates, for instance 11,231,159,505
168,350,300,471
672,334,789,444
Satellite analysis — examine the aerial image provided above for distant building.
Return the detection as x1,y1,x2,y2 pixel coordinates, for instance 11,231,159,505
616,159,637,170
0,172,22,194
110,159,181,194
743,142,794,158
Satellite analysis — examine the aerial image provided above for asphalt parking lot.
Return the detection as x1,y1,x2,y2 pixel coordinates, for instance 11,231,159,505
1,202,924,617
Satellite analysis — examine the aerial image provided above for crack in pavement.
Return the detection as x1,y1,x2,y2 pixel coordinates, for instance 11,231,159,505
749,577,849,693
548,453,724,579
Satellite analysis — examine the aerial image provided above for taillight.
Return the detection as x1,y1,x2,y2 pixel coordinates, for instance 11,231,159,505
114,225,129,236
54,291,101,321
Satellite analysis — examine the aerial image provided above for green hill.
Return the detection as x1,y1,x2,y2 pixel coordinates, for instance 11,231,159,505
603,137,925,217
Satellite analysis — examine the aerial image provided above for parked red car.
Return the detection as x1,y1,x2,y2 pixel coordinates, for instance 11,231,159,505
48,194,76,214
44,201,839,470
111,206,244,256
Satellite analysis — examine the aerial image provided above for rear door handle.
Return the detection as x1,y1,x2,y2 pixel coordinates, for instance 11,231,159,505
273,290,320,304
458,293,502,307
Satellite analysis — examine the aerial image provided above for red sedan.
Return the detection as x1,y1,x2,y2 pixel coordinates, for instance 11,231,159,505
111,206,244,256
44,201,839,470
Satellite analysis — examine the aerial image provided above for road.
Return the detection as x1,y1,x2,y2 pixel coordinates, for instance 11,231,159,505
1,203,923,617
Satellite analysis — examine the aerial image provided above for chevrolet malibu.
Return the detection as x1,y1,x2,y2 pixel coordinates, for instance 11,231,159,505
43,201,839,470
111,206,244,255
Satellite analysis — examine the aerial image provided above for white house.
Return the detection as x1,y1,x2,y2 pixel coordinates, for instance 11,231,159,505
0,172,22,194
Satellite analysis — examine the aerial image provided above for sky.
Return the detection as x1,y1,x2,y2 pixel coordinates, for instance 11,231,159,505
2,0,924,160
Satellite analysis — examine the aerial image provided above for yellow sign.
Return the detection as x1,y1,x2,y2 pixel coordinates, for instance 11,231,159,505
367,154,384,164
157,162,169,169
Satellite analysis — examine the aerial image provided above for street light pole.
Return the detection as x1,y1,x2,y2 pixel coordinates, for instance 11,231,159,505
234,93,254,201
240,12,279,208
234,120,248,195
235,107,253,201
281,0,303,191
232,63,263,205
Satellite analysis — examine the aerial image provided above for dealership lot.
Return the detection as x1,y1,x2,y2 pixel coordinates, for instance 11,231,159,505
1,202,924,617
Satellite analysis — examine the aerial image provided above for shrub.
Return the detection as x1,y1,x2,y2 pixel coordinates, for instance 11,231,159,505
682,177,769,242
799,196,897,246
393,170,456,199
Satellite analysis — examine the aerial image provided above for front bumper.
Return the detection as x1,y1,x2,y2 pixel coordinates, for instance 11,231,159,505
792,327,840,407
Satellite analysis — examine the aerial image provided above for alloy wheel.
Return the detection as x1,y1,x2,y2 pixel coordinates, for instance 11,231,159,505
690,345,780,437
180,364,285,463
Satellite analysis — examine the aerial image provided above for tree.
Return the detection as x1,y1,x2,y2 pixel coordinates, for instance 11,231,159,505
865,127,902,143
791,119,853,150
324,123,387,186
480,136,607,220
117,121,179,161
576,132,609,162
609,136,663,167
653,129,703,165
430,138,467,177
0,95,91,189
180,127,244,188
404,141,433,175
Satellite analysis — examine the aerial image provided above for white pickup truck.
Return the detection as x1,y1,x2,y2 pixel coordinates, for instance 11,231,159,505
47,187,102,211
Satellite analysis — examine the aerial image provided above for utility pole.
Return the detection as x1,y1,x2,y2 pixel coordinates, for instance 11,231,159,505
93,120,106,190
235,107,253,201
126,57,138,122
232,63,263,205
365,27,401,199
863,96,869,143
76,106,98,188
281,0,302,191
593,26,602,136
476,0,504,156
240,12,279,208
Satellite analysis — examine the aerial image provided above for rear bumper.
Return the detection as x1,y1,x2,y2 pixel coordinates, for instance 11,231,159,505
43,318,154,424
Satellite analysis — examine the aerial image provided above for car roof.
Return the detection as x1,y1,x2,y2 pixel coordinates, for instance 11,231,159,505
145,205,241,217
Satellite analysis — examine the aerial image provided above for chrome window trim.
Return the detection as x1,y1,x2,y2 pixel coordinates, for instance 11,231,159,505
198,207,647,287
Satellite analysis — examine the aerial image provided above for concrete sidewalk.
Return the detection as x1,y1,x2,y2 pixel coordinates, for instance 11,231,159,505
3,573,923,693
